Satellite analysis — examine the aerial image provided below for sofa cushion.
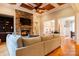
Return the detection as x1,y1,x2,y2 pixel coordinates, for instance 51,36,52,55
41,35,53,41
22,36,41,46
6,34,21,56
53,34,60,38
17,37,23,48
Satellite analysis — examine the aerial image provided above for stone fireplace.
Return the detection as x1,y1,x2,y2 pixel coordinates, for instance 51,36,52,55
15,10,33,35
21,25,32,36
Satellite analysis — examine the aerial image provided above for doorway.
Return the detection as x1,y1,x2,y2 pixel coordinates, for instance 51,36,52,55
59,16,76,55
60,16,75,39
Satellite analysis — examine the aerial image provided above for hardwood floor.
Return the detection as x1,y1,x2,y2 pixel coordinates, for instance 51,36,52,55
0,42,9,56
48,47,61,56
76,45,79,56
48,37,76,56
0,37,79,56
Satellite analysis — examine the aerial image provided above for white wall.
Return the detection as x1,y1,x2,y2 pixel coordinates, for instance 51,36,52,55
0,4,15,16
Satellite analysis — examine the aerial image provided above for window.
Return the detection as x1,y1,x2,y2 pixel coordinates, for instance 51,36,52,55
44,20,55,34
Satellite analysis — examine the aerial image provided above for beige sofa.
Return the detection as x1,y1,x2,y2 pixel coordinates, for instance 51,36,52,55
16,34,60,56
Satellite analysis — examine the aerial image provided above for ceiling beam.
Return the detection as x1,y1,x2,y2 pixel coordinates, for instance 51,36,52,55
50,3,59,8
25,3,35,8
36,3,42,8
28,3,37,7
20,3,34,10
34,3,42,9
39,3,49,8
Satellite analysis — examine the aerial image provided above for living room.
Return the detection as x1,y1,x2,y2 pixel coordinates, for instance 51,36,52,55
0,3,79,56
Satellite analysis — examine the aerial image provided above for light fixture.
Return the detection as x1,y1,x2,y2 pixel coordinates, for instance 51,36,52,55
36,8,45,14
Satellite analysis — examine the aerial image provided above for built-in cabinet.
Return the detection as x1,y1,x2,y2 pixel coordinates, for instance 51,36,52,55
0,15,14,42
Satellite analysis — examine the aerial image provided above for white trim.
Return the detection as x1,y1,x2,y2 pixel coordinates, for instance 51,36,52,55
50,3,59,8
39,3,48,8
29,3,37,7
16,3,21,7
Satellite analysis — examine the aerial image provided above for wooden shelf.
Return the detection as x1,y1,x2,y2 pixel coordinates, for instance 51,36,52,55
21,25,32,28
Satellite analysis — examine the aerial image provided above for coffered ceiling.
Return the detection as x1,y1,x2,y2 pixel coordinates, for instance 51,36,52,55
10,3,66,14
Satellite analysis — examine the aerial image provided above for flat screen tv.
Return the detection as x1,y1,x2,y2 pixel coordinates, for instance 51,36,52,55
20,17,31,25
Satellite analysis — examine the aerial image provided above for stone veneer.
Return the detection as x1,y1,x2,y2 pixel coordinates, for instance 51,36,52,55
15,10,33,35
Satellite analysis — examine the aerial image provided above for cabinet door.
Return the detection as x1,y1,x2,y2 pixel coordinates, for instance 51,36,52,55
0,21,5,32
0,34,7,42
5,19,14,32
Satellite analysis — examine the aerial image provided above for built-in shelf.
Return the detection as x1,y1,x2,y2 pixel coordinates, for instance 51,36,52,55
21,25,32,29
21,25,32,28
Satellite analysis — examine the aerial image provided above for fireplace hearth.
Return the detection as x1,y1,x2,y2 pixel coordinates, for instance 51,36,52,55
21,30,30,36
